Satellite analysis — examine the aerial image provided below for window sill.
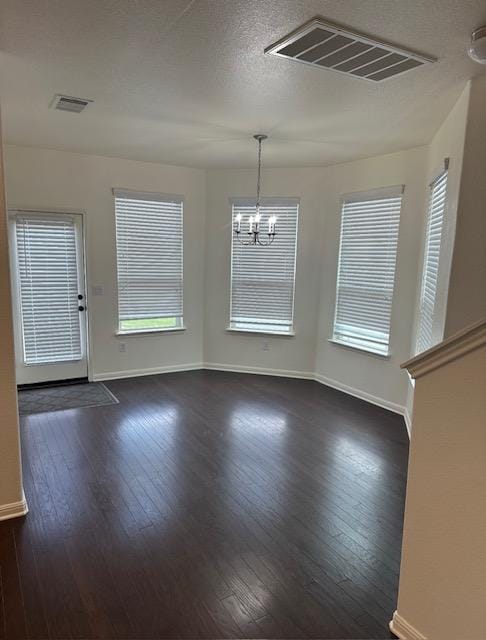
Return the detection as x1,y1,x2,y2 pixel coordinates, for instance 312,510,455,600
116,326,186,337
227,326,295,337
328,338,390,359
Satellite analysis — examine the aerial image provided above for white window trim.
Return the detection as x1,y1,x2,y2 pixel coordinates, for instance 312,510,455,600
429,159,455,345
226,326,295,337
328,338,391,358
330,184,404,357
414,159,451,355
229,197,299,336
116,325,186,337
113,187,184,335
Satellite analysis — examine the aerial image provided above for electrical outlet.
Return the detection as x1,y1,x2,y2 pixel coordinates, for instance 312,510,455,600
262,341,270,352
118,342,126,353
92,285,103,296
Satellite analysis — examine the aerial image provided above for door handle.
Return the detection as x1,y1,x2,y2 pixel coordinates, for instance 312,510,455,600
78,305,85,312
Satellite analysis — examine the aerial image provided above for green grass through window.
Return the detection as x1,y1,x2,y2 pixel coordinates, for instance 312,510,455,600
120,317,178,331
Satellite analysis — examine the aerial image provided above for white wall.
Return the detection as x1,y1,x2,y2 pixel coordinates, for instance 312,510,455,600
445,75,486,336
5,143,430,410
0,116,25,518
395,320,486,640
313,147,428,412
423,82,470,343
4,146,206,379
404,83,470,424
204,167,326,376
4,103,469,413
205,148,428,411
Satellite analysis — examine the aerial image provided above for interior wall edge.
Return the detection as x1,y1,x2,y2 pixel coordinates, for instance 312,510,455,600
91,362,204,381
404,408,412,438
444,75,486,336
389,611,428,640
92,362,407,420
0,110,25,508
314,372,406,416
203,362,314,380
0,491,28,522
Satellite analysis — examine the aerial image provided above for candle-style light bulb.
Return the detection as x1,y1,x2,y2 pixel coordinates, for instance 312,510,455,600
268,215,277,234
235,212,242,232
248,215,254,234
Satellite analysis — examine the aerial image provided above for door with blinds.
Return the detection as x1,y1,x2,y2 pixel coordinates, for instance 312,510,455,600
9,212,88,385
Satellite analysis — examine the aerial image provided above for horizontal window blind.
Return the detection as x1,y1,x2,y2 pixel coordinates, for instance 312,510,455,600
230,200,299,333
114,190,183,330
415,168,448,354
15,216,82,365
332,188,403,355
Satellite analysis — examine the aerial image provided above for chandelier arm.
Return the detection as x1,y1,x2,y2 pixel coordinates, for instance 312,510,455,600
235,233,256,246
256,234,276,247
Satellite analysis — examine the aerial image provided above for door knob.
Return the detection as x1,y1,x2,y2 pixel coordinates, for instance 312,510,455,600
78,294,84,300
78,305,85,311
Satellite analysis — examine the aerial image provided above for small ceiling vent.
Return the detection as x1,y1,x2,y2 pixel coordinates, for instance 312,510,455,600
50,94,93,113
265,18,436,82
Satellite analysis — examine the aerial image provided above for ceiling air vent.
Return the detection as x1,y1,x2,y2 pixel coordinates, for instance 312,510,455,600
265,18,436,81
50,94,93,113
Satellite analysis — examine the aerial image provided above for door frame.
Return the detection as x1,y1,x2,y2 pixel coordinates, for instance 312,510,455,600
8,206,93,383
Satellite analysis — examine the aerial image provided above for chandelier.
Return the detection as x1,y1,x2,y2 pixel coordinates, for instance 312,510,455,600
234,134,277,246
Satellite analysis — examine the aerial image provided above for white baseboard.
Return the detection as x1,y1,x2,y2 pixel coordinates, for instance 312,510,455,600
91,362,406,419
203,362,314,380
404,408,412,438
314,372,406,415
92,362,203,382
204,363,405,416
0,493,28,521
390,611,427,640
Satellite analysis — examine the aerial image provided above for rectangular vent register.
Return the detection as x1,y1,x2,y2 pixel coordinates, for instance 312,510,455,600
265,18,435,82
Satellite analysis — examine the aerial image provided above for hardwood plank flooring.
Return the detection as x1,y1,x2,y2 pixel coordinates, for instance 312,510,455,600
0,370,408,639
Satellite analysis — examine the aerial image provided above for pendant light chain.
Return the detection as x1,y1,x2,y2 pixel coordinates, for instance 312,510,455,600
256,136,262,210
233,134,277,247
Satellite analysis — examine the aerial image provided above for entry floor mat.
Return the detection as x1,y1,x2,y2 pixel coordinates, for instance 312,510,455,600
18,382,119,415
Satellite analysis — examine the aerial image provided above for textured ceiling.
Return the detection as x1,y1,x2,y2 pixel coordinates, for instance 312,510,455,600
0,0,485,168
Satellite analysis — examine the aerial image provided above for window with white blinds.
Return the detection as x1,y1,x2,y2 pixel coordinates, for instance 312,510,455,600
15,216,82,365
415,166,449,354
114,189,183,333
230,199,299,334
332,187,403,355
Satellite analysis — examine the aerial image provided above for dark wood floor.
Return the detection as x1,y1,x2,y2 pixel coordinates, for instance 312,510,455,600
0,370,409,639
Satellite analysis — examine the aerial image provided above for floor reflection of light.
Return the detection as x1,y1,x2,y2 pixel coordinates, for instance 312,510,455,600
116,402,180,438
318,435,394,555
105,401,182,523
224,402,289,516
229,401,288,436
335,435,384,476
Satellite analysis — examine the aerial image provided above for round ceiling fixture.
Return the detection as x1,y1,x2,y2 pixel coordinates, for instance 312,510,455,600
468,26,486,64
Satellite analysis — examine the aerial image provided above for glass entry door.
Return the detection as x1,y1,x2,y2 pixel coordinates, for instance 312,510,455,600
9,211,88,385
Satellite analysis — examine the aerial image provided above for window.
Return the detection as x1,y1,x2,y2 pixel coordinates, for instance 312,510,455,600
230,199,299,334
332,186,403,356
114,189,183,333
415,164,449,354
15,215,83,364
